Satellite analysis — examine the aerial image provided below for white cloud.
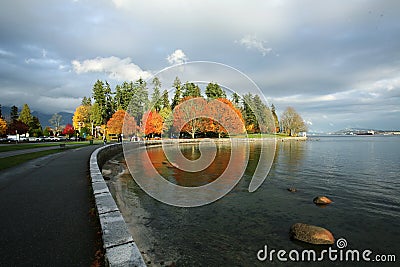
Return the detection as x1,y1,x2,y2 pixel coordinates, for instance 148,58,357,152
72,56,152,81
166,49,188,65
236,34,272,56
0,48,14,57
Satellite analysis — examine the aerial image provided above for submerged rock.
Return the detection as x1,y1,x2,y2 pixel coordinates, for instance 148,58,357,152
290,223,335,245
313,196,333,205
287,188,297,193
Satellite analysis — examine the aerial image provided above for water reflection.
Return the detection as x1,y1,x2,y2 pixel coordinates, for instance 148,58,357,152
110,137,400,266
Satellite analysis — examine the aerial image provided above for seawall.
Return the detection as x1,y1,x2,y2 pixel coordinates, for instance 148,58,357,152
90,143,146,267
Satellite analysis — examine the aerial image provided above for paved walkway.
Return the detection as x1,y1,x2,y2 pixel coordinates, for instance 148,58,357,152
0,145,103,266
0,144,83,159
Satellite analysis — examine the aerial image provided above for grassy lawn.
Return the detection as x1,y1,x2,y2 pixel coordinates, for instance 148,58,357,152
0,141,98,153
0,144,91,171
234,133,291,138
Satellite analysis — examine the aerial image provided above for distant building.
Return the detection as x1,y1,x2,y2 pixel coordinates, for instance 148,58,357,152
298,132,307,137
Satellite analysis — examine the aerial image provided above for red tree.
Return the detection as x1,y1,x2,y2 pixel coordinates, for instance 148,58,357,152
142,110,164,138
7,120,29,135
62,123,75,137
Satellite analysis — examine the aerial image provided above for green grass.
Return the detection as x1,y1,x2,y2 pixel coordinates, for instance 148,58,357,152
0,141,95,153
0,144,90,171
233,133,291,138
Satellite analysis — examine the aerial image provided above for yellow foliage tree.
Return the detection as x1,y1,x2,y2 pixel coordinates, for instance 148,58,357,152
0,117,7,135
72,105,91,129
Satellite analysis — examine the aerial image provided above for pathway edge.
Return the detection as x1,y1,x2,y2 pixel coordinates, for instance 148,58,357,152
90,143,146,267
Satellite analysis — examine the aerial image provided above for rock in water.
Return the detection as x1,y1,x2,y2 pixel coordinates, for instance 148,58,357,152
290,223,335,245
313,196,333,205
287,188,297,193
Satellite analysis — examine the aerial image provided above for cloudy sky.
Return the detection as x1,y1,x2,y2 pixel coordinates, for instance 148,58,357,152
1,0,399,132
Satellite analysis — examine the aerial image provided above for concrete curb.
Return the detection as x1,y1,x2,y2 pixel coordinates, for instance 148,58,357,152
90,143,146,267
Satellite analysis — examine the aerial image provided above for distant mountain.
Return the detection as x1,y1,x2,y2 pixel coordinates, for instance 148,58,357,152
1,105,73,128
32,111,73,128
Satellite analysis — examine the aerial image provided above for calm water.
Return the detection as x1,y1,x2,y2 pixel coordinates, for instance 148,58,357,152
108,136,400,266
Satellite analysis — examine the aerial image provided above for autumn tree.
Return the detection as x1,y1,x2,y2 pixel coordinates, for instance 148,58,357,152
0,117,7,135
173,97,208,139
72,105,90,130
108,109,137,135
205,82,226,100
280,107,307,136
206,98,245,138
7,120,29,135
62,123,75,137
142,110,164,138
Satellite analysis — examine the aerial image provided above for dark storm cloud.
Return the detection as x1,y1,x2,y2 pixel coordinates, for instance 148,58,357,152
0,0,399,131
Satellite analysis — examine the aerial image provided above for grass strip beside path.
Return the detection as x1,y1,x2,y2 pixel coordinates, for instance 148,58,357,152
0,144,90,171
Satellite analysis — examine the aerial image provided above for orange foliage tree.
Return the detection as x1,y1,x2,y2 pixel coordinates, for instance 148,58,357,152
0,117,7,135
173,97,208,139
206,98,245,138
172,97,245,138
142,110,164,138
107,110,137,135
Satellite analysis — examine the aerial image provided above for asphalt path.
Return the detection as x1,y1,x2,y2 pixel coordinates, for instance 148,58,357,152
0,145,103,266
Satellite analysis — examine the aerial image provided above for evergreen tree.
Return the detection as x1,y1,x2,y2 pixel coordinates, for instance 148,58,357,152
127,78,149,126
92,80,106,123
150,77,162,112
182,82,201,98
205,82,226,99
231,92,240,107
271,104,280,133
18,104,33,126
242,93,257,133
105,81,114,122
30,116,42,137
10,105,18,121
252,95,274,133
90,103,103,126
171,77,182,110
81,96,92,106
162,89,171,110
